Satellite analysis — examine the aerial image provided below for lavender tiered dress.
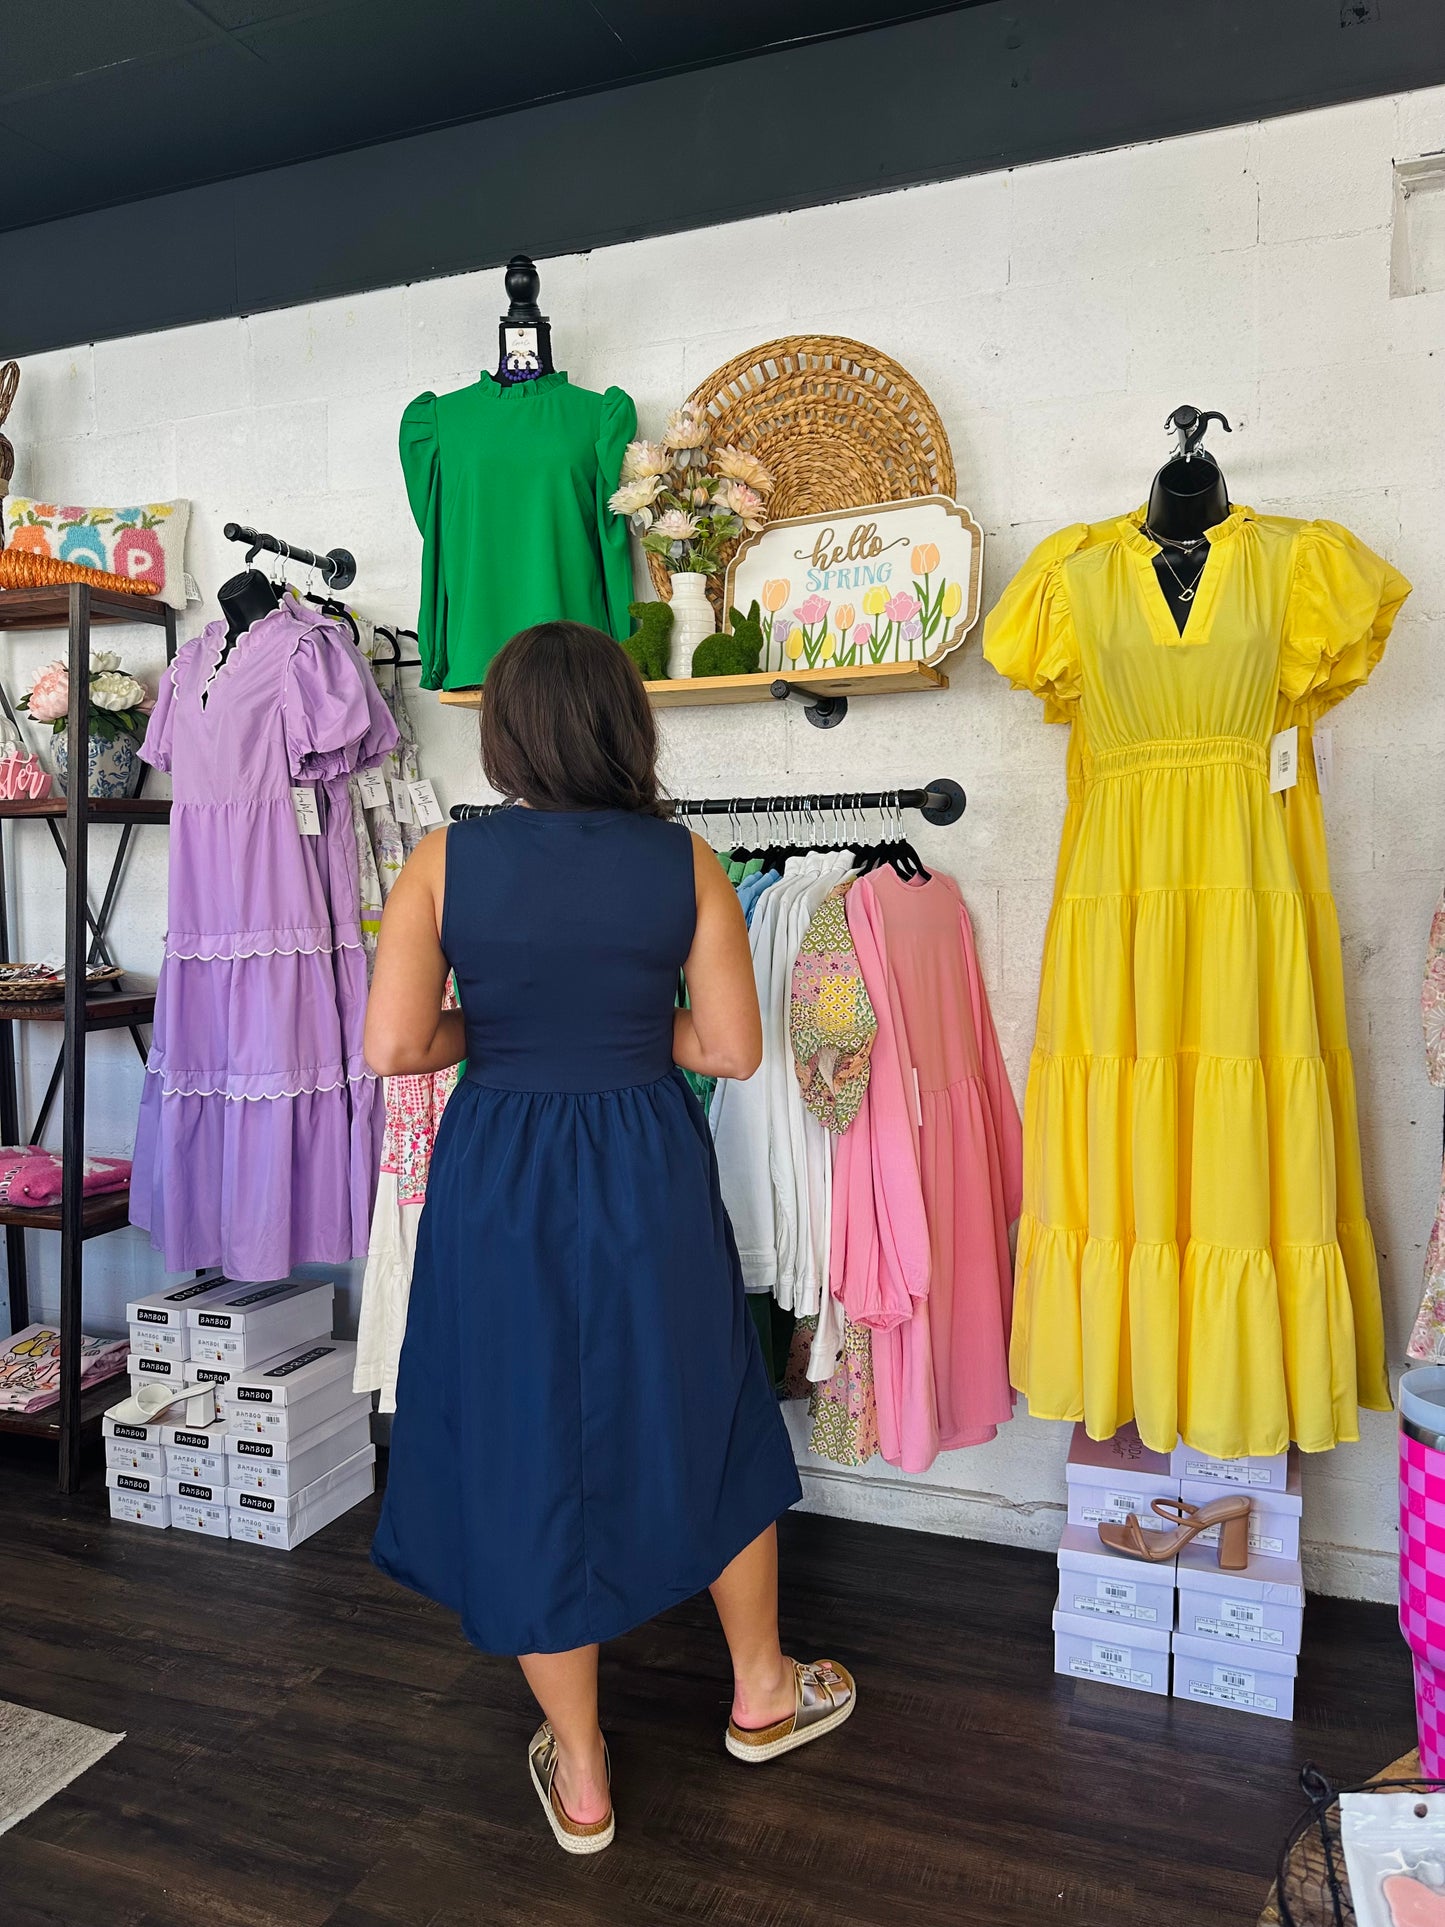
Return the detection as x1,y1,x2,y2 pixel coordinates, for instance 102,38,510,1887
130,596,398,1282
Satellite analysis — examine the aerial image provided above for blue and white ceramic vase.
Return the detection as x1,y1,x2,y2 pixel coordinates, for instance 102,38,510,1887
53,729,140,799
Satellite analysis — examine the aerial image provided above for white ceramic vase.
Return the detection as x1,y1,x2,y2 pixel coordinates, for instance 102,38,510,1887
667,572,715,679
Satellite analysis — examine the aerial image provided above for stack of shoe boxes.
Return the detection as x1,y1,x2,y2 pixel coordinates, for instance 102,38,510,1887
1168,1442,1304,1722
222,1339,375,1548
1052,1425,1305,1719
1053,1424,1177,1696
105,1279,375,1546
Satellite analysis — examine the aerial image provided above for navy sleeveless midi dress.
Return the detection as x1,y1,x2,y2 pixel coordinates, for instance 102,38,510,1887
372,807,802,1655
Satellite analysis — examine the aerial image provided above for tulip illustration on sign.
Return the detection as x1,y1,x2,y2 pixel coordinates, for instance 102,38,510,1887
790,594,831,667
762,578,790,613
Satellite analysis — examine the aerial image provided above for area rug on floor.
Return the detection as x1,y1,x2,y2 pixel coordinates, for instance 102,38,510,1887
0,1699,123,1836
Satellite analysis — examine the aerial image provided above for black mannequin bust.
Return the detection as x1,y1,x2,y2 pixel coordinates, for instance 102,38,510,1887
217,566,281,653
494,255,556,385
1144,406,1233,630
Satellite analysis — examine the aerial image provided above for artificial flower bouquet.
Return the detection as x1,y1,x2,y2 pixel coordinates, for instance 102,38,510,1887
609,406,776,577
20,649,154,741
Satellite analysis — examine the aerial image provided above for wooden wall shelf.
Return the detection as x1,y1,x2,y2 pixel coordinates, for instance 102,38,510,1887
438,659,949,712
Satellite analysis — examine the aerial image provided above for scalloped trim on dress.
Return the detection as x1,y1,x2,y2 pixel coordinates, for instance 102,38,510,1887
163,937,364,962
142,1064,376,1101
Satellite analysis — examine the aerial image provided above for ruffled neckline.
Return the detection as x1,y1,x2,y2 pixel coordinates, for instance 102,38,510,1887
478,371,569,400
1115,503,1255,558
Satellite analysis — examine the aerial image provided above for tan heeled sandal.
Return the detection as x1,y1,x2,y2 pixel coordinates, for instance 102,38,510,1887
725,1658,857,1764
1098,1493,1252,1570
527,1723,614,1854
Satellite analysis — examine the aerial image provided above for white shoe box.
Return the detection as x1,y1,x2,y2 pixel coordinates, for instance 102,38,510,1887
106,1465,171,1530
1065,1422,1180,1538
222,1340,360,1441
1175,1544,1305,1654
128,1352,188,1393
172,1495,229,1537
105,1435,167,1477
187,1281,334,1370
1052,1600,1171,1696
226,1445,376,1550
103,1409,165,1445
108,1485,170,1528
189,1357,263,1398
225,1406,372,1496
1056,1524,1176,1632
1172,1630,1297,1721
1180,1453,1302,1562
1169,1441,1290,1491
125,1272,228,1331
167,1469,227,1506
162,1417,230,1485
128,1321,189,1362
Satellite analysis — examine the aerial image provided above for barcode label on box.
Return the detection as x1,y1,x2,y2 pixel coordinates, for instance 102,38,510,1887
1097,1578,1137,1604
1070,1642,1150,1686
1071,1593,1157,1624
1193,1615,1283,1646
1186,1664,1278,1712
1183,1460,1273,1486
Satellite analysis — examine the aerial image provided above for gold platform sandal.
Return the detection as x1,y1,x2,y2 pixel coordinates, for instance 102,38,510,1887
527,1723,615,1854
725,1658,857,1765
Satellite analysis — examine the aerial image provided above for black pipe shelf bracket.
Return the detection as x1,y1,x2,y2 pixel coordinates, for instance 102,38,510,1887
451,778,967,828
223,522,357,591
769,677,848,729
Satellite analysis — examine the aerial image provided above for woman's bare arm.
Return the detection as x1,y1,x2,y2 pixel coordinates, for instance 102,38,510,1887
673,833,763,1080
363,827,467,1077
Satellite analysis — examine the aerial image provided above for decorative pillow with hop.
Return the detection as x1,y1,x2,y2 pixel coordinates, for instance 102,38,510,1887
2,497,191,610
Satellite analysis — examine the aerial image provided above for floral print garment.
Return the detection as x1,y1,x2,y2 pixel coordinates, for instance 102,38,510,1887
809,1314,880,1467
790,882,877,1133
1410,891,1445,1360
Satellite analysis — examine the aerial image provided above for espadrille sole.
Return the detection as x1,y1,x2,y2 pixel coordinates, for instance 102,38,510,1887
528,1742,614,1853
725,1675,857,1764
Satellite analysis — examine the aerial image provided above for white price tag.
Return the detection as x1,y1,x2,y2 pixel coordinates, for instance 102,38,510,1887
409,778,444,829
1269,726,1299,793
390,779,415,825
290,786,321,836
1312,726,1334,796
357,766,388,809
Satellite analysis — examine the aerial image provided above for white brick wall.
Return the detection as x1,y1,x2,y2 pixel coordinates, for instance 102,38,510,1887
7,87,1444,1599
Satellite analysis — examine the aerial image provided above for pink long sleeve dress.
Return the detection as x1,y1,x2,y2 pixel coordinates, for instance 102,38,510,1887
831,869,1023,1472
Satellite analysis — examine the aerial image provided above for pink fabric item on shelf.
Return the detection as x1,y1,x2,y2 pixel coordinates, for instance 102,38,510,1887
831,869,1023,1473
0,1324,129,1413
0,1148,130,1209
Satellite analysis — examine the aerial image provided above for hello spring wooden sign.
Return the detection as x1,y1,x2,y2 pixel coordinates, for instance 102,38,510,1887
722,495,984,675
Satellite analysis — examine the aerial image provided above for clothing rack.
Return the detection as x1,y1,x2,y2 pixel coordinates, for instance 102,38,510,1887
223,521,357,591
450,778,967,827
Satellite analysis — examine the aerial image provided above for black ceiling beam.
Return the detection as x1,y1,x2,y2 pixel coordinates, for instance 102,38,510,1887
3,0,1443,357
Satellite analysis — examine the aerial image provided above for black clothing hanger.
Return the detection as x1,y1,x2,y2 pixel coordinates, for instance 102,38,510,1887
493,255,556,385
1144,405,1233,632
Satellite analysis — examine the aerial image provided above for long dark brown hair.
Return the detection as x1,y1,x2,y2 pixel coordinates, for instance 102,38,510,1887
480,621,669,816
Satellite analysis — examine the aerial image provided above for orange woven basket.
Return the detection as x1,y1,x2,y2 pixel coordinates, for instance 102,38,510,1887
0,548,157,597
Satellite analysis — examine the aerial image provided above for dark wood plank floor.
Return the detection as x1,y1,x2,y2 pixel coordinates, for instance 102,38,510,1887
0,1443,1416,1927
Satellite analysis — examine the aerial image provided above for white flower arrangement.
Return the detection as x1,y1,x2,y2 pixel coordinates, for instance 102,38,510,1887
608,410,776,576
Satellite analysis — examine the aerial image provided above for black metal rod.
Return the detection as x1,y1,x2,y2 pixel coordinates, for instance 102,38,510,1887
222,522,356,591
58,583,89,1494
450,779,967,827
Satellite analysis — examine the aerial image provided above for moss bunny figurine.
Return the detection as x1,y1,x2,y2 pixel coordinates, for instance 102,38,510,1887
621,598,673,682
692,600,764,679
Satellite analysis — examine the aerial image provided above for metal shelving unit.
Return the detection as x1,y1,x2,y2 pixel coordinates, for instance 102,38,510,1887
0,583,176,1490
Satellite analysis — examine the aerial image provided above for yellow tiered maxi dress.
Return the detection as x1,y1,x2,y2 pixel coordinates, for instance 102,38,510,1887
985,506,1409,1458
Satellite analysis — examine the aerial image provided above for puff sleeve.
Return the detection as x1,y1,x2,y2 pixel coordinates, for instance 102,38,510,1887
1280,519,1411,717
139,649,183,773
399,391,449,690
283,624,399,784
982,524,1089,723
595,385,639,641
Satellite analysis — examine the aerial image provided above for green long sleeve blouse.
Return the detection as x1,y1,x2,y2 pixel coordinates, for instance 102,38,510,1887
399,372,637,690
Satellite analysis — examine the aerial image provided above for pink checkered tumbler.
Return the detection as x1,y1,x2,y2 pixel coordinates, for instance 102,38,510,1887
1398,1367,1445,1774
